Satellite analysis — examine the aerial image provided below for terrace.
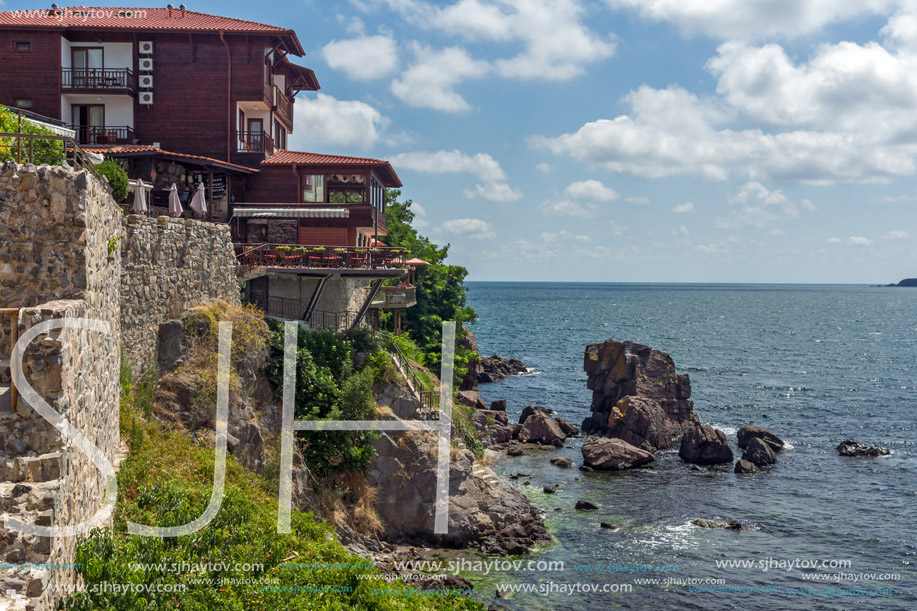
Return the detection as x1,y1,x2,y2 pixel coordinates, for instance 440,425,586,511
235,243,407,276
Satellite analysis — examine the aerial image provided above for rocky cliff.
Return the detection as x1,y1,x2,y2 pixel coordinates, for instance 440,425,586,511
582,340,700,451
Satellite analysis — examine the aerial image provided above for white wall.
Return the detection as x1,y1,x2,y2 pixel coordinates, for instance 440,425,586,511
61,38,133,70
61,94,134,126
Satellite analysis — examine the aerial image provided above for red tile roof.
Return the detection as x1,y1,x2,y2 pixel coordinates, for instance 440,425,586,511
82,144,258,174
263,150,402,187
0,7,303,54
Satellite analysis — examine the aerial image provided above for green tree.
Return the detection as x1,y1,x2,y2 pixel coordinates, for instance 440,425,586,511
0,105,64,165
383,190,477,378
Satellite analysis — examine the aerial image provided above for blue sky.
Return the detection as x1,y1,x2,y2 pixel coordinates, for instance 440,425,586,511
9,0,917,283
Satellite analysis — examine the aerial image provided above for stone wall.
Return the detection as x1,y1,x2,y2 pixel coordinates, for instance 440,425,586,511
0,162,121,610
120,214,240,370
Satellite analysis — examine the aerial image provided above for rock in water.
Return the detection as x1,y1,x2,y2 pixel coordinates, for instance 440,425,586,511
692,519,742,530
581,340,700,450
575,500,599,511
737,425,784,452
519,405,554,424
679,425,734,465
550,456,575,469
742,437,776,468
517,412,567,447
478,355,528,383
581,438,656,470
836,439,891,457
543,486,556,494
555,417,579,437
490,399,507,411
734,459,758,474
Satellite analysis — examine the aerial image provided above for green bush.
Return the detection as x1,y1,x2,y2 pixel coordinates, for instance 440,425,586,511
97,158,130,202
0,105,64,165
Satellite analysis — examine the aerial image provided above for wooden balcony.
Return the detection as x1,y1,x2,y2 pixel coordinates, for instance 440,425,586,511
371,286,416,308
62,68,137,94
234,130,275,156
72,125,135,145
273,85,292,125
236,243,407,275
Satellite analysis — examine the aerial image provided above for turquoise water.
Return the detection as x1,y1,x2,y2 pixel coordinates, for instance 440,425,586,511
466,282,917,610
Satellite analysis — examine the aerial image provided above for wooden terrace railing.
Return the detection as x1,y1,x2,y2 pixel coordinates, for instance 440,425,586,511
236,243,407,273
0,128,112,192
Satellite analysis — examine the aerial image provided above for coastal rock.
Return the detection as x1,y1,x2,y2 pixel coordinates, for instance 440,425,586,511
472,410,514,447
678,425,734,466
478,355,528,383
575,500,598,511
490,399,507,411
737,425,784,452
456,389,488,410
693,519,742,530
742,437,776,468
543,486,556,494
506,443,525,457
581,438,655,471
734,459,758,474
519,405,554,424
550,456,575,469
517,413,567,447
600,522,618,530
836,439,891,457
581,340,700,450
369,427,549,550
555,417,579,437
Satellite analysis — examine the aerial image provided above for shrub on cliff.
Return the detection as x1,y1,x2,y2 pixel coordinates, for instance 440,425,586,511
97,158,129,202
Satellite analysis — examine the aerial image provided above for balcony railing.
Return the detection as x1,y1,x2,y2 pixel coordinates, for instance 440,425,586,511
236,243,407,274
72,125,135,145
372,286,416,307
235,130,275,156
273,85,292,124
62,68,137,92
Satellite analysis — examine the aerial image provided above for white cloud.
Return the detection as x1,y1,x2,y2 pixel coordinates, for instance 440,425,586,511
290,94,388,150
625,195,652,206
606,0,897,39
535,162,552,174
828,236,874,245
412,202,428,216
674,225,690,236
386,0,615,80
716,182,815,229
441,218,496,240
538,200,598,218
564,179,619,201
391,44,489,112
531,83,917,184
322,35,399,80
673,201,695,213
608,218,628,235
540,230,592,243
390,149,521,201
884,229,909,239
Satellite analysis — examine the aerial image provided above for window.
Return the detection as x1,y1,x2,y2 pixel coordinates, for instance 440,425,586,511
13,99,33,108
302,174,324,203
14,41,31,52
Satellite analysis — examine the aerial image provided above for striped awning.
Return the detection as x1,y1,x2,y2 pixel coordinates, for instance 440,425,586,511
233,207,349,219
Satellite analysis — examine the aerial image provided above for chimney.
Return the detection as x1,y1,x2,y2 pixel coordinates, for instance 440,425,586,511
180,4,186,17
167,3,174,18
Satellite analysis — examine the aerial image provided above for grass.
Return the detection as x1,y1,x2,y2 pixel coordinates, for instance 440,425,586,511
61,322,483,610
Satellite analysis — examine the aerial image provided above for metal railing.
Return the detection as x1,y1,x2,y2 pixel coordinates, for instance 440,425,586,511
266,296,305,320
62,68,137,92
0,308,19,411
0,128,111,192
234,130,275,155
373,286,416,307
383,332,439,413
305,309,359,333
73,124,135,145
236,243,408,273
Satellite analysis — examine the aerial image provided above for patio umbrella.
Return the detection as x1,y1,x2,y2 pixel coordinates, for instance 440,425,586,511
168,183,183,218
131,178,147,214
406,257,430,266
190,182,208,217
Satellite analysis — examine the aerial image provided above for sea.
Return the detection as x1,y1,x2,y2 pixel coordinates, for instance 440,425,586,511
464,282,917,611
